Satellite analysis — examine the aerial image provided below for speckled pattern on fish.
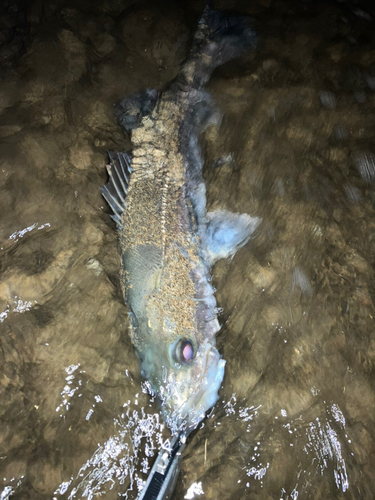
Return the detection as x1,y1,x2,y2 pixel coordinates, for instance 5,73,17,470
101,6,260,434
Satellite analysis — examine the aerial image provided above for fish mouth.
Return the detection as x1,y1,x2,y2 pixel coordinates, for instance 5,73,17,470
163,342,226,434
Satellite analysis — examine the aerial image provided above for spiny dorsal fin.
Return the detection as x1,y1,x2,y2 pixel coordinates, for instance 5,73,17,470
100,151,132,229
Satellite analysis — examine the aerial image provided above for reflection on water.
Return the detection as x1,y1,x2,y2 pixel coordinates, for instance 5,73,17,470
52,391,268,499
305,415,348,492
0,296,37,323
184,482,204,499
49,390,353,499
1,0,375,498
277,403,350,498
55,364,83,417
8,222,51,243
53,378,174,499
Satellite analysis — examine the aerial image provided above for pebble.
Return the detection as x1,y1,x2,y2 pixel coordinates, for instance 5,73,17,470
320,91,336,109
351,150,375,183
92,33,117,58
69,140,94,170
333,124,348,140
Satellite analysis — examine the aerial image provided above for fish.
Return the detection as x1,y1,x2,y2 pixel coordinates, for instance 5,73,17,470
100,6,260,436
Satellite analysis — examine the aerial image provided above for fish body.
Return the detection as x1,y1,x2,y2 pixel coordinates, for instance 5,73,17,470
101,7,259,434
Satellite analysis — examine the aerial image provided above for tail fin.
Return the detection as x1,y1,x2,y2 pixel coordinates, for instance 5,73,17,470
178,6,258,89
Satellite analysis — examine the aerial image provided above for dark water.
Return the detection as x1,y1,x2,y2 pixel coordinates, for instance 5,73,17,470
1,0,375,498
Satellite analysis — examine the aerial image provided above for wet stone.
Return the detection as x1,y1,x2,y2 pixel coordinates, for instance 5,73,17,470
92,33,117,58
29,460,62,494
150,16,189,68
69,140,95,170
61,7,85,31
0,125,22,138
20,133,61,173
354,90,366,103
58,29,86,55
344,183,361,202
2,460,26,482
262,58,279,72
320,91,337,109
366,74,375,91
98,0,135,14
31,96,66,128
85,257,103,276
0,81,19,114
351,150,375,183
57,30,87,83
121,9,155,55
333,123,349,140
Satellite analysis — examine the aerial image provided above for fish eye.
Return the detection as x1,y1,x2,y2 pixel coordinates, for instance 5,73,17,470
175,339,195,365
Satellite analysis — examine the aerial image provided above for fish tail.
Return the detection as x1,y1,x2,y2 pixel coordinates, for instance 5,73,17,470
178,6,258,89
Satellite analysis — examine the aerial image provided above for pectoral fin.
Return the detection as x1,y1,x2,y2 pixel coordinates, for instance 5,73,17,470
205,209,261,265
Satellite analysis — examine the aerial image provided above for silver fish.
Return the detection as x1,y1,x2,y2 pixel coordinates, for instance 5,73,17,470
101,6,260,435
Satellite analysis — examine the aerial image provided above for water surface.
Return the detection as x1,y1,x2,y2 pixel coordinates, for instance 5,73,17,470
1,0,375,498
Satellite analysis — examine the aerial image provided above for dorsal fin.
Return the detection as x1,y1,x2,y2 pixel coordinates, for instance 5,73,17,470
100,151,133,229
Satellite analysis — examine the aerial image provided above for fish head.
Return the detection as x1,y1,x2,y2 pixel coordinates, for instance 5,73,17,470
138,327,225,435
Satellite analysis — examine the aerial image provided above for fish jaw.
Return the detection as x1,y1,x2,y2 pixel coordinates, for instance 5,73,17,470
153,341,226,435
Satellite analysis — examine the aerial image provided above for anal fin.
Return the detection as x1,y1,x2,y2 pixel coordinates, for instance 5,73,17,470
100,151,132,229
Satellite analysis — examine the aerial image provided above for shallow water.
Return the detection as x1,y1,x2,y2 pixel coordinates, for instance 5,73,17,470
1,0,375,498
